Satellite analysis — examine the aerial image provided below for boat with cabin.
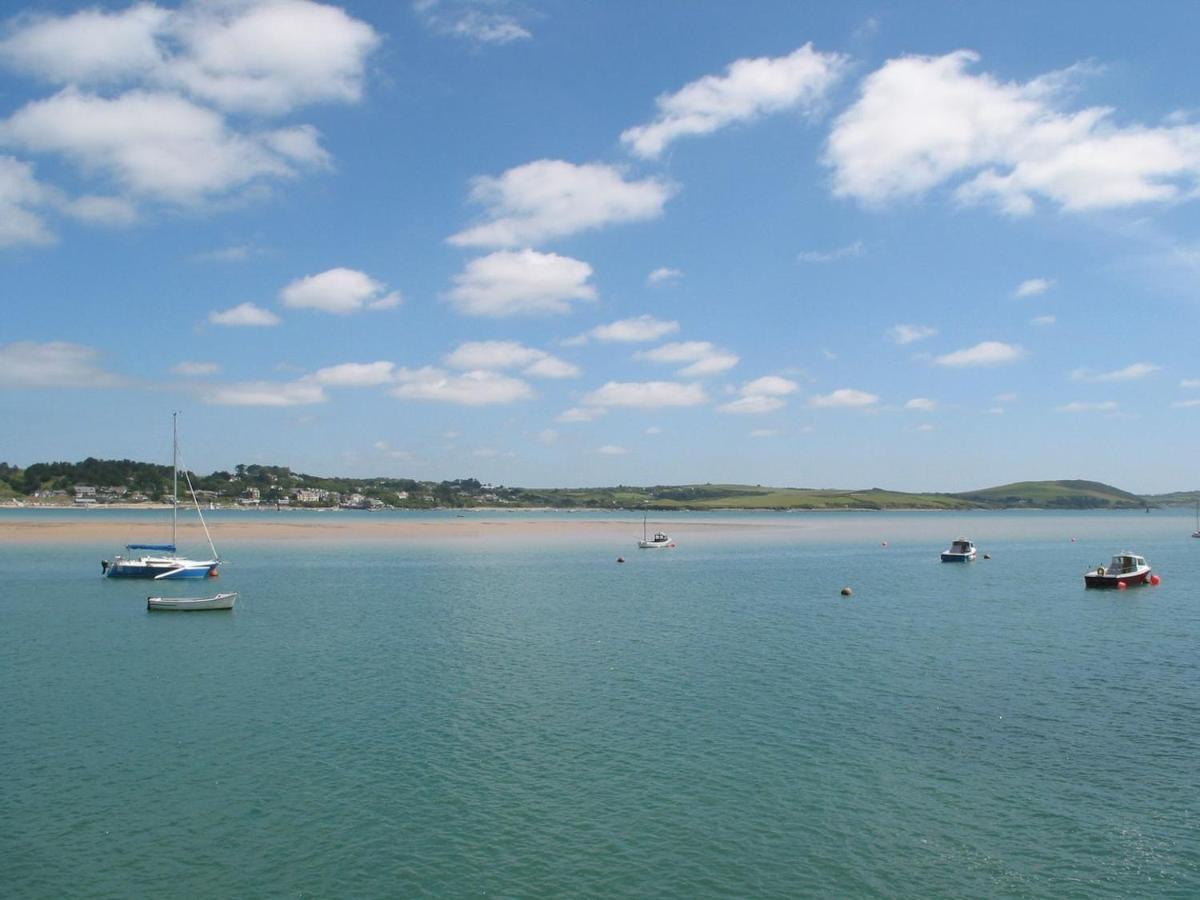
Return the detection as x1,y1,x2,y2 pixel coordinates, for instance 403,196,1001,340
941,538,977,562
637,514,674,549
102,413,221,580
1084,553,1151,588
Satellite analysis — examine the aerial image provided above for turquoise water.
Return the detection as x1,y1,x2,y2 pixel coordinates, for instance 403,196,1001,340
3,511,1198,897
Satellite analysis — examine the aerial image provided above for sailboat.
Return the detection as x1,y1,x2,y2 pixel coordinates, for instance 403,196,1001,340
101,413,222,580
1192,499,1200,539
637,513,674,549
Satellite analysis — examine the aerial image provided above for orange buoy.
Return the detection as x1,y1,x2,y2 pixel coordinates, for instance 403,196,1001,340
1117,581,1128,590
1150,574,1161,586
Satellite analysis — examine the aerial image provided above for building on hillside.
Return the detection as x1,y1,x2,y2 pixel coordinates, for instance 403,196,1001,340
74,485,96,498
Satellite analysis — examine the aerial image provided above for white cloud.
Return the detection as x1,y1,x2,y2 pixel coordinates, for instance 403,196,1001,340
59,193,138,226
905,397,937,411
622,43,848,159
1031,314,1056,326
444,340,579,378
414,0,531,45
1058,400,1118,413
797,240,864,263
644,426,662,435
1173,399,1200,408
449,160,674,248
205,380,327,406
280,268,400,314
1181,379,1200,389
889,323,937,345
308,361,396,387
447,249,596,317
917,423,936,432
557,406,607,423
171,361,220,377
0,340,124,387
634,340,739,377
390,367,533,405
647,266,682,285
535,428,558,445
208,302,280,326
934,341,1024,367
597,444,629,456
827,50,1200,215
718,375,800,414
1070,362,1160,382
0,155,55,246
0,88,331,205
571,314,680,345
582,381,708,409
810,388,880,408
1016,277,1055,297
0,1,380,116
749,428,779,438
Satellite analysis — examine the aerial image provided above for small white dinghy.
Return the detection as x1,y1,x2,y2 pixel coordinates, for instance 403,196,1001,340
147,591,237,611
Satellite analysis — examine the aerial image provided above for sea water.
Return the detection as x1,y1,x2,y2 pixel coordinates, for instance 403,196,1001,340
2,510,1198,898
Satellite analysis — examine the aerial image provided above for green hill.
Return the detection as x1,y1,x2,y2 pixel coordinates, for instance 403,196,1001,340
950,480,1146,509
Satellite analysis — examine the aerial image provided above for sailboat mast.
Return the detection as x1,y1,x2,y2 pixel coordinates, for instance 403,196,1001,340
172,411,178,548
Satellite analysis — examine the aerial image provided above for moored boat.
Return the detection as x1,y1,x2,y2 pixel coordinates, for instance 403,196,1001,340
1084,553,1151,588
147,592,237,611
941,538,977,562
637,513,675,549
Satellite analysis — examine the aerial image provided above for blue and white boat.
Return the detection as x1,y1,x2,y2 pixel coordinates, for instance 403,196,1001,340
101,414,222,581
940,538,977,562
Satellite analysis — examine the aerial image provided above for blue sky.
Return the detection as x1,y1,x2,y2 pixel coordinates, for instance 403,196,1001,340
3,0,1200,492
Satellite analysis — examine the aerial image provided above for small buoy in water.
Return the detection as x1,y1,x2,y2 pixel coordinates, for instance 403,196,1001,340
1117,580,1128,590
1071,537,1077,542
1150,574,1161,586
616,556,625,564
840,586,853,597
983,553,991,560
881,541,888,547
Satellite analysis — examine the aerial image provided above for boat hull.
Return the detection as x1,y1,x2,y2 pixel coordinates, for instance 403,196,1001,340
638,540,674,549
147,592,237,611
105,559,220,579
1084,567,1151,588
940,552,976,562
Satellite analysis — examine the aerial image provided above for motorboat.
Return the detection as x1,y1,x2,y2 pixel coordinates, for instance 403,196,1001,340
940,538,977,562
1084,553,1151,588
637,514,675,549
147,592,237,611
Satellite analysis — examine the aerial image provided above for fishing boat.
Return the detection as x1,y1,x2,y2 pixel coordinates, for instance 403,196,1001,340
147,592,237,611
102,413,222,580
1084,553,1151,588
1192,499,1200,539
941,538,977,562
637,514,674,549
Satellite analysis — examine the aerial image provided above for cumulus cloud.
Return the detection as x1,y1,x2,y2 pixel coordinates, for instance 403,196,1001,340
280,268,400,314
390,367,533,405
797,240,864,263
934,341,1024,367
889,323,937,345
444,340,579,378
718,375,799,414
749,428,779,438
449,160,674,248
1015,277,1055,297
634,341,739,377
597,444,629,456
810,388,879,408
0,1,379,115
622,43,848,159
171,360,220,376
208,302,280,326
447,249,596,317
905,397,937,411
827,50,1200,215
582,381,708,409
1031,314,1056,326
307,361,396,387
205,380,327,406
1181,378,1200,389
0,88,331,205
0,155,55,246
0,340,124,387
568,314,680,346
1070,362,1160,382
413,0,531,45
